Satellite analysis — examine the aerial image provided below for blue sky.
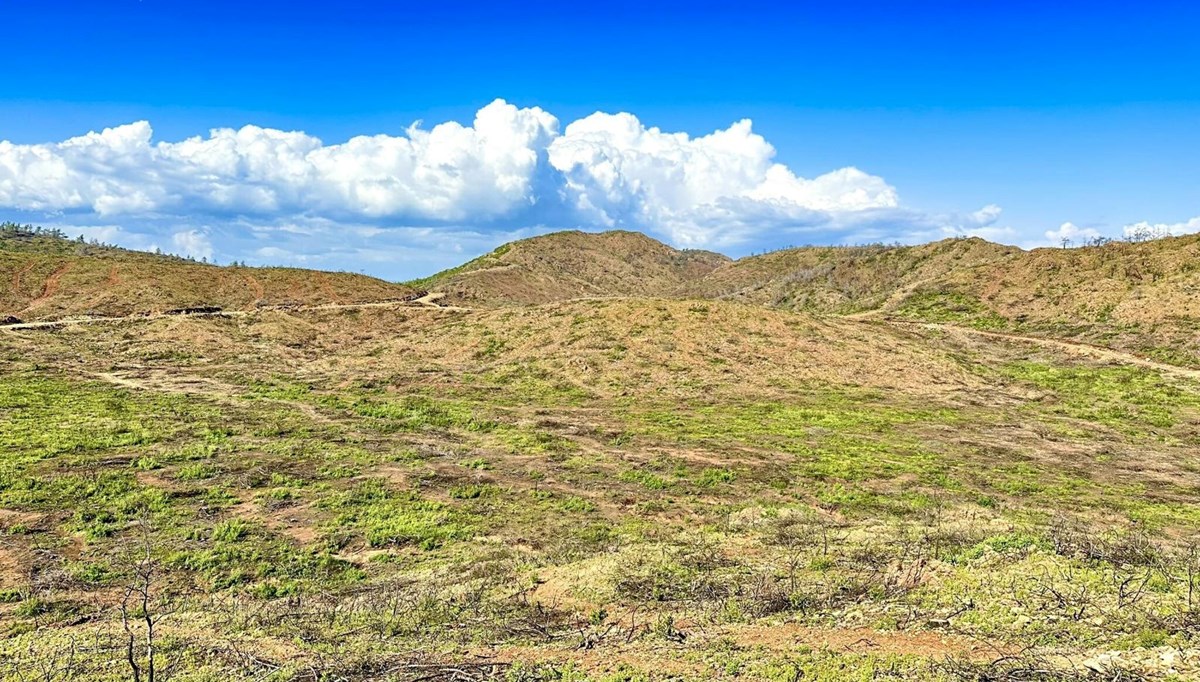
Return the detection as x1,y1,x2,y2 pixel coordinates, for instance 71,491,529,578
1,1,1197,279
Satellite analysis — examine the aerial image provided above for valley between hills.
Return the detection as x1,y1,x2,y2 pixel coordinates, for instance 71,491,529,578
4,223,1200,680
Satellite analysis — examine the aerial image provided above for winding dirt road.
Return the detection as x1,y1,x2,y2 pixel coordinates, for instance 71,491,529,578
0,296,470,331
884,319,1200,381
6,292,1197,384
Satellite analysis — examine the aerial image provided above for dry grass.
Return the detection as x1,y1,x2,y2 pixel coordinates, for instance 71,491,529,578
4,229,1200,680
1,231,412,320
416,230,729,305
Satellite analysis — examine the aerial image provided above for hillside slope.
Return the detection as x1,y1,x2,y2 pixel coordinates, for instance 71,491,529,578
681,237,1019,314
412,230,730,305
413,228,1200,366
8,224,1200,365
691,234,1200,327
6,294,1200,678
685,234,1200,365
0,228,414,320
6,227,1200,678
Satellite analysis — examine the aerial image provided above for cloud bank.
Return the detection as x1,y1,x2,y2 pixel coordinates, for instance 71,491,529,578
0,102,559,223
0,99,1012,276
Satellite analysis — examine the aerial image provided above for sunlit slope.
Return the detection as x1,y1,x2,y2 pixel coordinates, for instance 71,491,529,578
5,292,1200,677
686,234,1200,365
1,230,414,320
412,230,730,305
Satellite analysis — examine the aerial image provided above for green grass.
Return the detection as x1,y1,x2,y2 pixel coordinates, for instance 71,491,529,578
629,393,959,448
6,316,1200,680
619,469,670,490
696,468,736,487
0,375,212,479
998,361,1200,434
321,478,475,550
336,394,498,433
212,518,250,542
896,290,1009,329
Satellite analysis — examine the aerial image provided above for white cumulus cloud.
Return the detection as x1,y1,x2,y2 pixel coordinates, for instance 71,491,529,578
546,114,899,246
304,101,558,220
0,100,558,223
172,229,214,260
0,99,1007,270
1044,221,1101,245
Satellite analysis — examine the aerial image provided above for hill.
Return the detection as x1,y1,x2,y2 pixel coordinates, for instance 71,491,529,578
686,234,1200,366
681,236,1019,314
5,224,1200,679
5,294,1200,679
411,229,730,305
0,224,415,320
414,229,1200,366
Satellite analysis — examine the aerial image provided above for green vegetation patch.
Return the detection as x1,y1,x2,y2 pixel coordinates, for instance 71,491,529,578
896,290,1009,329
403,242,511,289
0,374,222,512
335,394,497,433
0,374,211,468
998,361,1200,433
321,478,475,550
169,524,360,591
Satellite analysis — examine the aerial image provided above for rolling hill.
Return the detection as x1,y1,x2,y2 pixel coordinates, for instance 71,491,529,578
410,229,730,305
685,234,1200,365
4,224,1200,680
1,226,415,320
403,228,1200,367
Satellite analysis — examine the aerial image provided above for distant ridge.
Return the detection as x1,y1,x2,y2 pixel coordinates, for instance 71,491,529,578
0,224,414,320
7,222,1200,367
414,228,1200,366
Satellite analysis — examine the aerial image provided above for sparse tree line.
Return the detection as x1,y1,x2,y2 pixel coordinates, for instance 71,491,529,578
743,227,1178,259
0,222,72,239
0,221,256,267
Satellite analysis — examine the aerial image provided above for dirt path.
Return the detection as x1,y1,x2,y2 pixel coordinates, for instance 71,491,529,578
92,369,335,425
94,371,150,391
411,292,470,311
842,276,942,320
885,320,1200,381
413,291,446,306
0,310,241,330
10,261,36,294
839,289,1200,381
457,262,520,276
0,295,470,331
93,369,256,399
22,262,73,311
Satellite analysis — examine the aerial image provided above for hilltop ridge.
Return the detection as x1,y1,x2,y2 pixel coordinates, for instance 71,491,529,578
410,230,730,305
0,224,415,320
